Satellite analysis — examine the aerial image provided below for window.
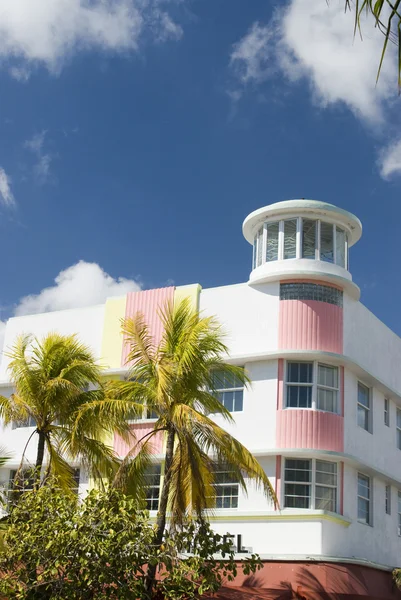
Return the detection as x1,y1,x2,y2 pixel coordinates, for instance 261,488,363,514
144,465,161,510
398,491,401,535
284,458,337,512
397,409,401,450
266,221,279,262
320,222,334,263
257,227,263,267
283,219,297,260
8,468,79,504
211,370,244,412
213,467,239,509
302,219,317,259
357,382,371,432
335,227,346,268
317,364,339,413
357,473,371,525
12,416,36,429
280,282,343,307
386,484,391,515
286,362,339,414
384,398,390,427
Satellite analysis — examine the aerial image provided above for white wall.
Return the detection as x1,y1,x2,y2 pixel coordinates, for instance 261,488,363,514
199,282,280,358
344,296,401,396
0,304,106,379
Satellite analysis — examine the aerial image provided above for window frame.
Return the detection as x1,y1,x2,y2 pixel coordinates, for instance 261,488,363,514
357,381,372,433
385,484,391,515
384,398,390,427
144,464,161,511
252,217,348,270
397,409,401,450
283,458,339,513
210,370,244,413
357,472,372,526
285,360,340,414
212,467,239,510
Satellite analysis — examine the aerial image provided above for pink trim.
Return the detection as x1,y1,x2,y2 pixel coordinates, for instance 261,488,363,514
277,359,284,410
276,409,344,452
275,455,281,510
121,287,175,367
340,366,345,417
339,462,344,515
113,423,164,457
279,299,343,354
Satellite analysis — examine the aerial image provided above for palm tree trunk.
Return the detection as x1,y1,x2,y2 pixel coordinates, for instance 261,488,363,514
145,428,175,596
35,430,46,485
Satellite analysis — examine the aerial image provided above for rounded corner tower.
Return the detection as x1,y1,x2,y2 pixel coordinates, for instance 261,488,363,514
242,199,362,300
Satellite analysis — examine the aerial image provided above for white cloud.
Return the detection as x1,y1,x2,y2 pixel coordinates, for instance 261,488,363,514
230,1,396,123
378,138,401,179
0,0,183,76
0,167,16,207
15,260,141,316
24,131,53,182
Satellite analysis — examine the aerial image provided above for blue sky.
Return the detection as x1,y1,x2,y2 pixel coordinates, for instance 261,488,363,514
0,0,400,339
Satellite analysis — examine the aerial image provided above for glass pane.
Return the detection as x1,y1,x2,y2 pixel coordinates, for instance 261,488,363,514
257,227,263,267
398,491,401,513
397,409,401,429
233,390,243,412
253,237,257,269
358,474,370,499
318,364,338,388
286,459,311,471
315,486,336,512
358,383,370,408
285,459,311,482
358,498,370,523
335,227,346,267
320,222,334,263
317,388,337,413
222,391,234,412
302,219,316,259
284,219,297,259
358,405,369,431
298,386,312,408
300,362,313,383
266,222,279,262
287,386,299,408
397,429,401,450
287,362,300,383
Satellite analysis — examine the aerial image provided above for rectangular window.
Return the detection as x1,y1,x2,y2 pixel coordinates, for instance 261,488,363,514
357,382,371,432
302,219,317,259
280,282,343,307
335,227,346,268
213,467,239,509
386,484,391,515
357,473,371,525
12,416,36,429
283,219,297,260
257,227,263,267
266,221,279,262
398,491,401,535
284,458,337,512
286,362,313,408
144,465,161,511
211,370,244,412
397,410,401,450
320,222,334,263
317,364,339,413
384,398,390,427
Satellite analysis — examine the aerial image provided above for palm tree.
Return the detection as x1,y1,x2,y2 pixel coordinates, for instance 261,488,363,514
77,299,276,595
0,333,120,490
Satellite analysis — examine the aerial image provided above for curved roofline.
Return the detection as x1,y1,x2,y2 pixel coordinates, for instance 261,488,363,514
242,199,362,246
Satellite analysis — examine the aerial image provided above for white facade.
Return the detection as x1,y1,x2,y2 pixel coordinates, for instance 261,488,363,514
1,199,401,576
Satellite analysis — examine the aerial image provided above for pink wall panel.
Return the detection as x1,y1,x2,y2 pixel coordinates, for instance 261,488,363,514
114,423,164,458
121,287,175,367
277,359,284,410
279,300,343,354
276,409,344,452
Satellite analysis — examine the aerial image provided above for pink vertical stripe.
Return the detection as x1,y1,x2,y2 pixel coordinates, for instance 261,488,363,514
275,455,281,510
114,423,164,457
279,299,343,354
339,462,344,515
121,287,175,367
277,359,284,410
276,409,344,452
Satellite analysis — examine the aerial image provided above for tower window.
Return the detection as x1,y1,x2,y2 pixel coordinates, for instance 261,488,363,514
280,283,343,307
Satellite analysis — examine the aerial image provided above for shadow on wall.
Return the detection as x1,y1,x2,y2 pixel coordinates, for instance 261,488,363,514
211,563,401,600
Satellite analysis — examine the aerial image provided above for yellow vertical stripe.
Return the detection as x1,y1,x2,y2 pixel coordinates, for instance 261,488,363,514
174,284,201,310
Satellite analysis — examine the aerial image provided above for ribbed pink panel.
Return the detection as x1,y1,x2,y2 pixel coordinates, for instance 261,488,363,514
114,423,164,458
276,409,344,452
277,359,284,410
279,300,343,353
121,287,174,367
